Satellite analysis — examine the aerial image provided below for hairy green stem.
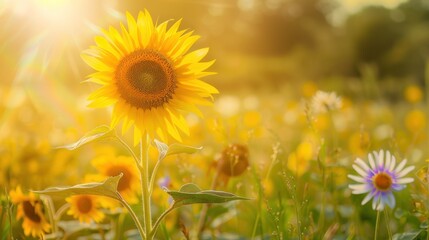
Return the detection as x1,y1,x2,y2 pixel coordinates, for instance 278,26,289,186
41,196,58,236
149,158,162,196
116,134,140,165
374,210,380,240
118,195,145,239
114,212,126,240
383,209,392,240
141,134,153,239
54,203,70,221
151,204,175,236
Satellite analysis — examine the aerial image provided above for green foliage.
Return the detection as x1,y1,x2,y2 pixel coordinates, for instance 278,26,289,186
53,221,110,240
153,139,202,160
166,183,249,207
34,174,122,200
56,125,113,150
393,230,425,240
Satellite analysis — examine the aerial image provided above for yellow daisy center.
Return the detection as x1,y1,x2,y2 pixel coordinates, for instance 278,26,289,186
373,172,392,191
22,201,42,223
115,49,176,110
106,167,132,192
76,196,93,214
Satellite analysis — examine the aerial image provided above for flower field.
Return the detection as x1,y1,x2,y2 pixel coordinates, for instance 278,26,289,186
1,0,429,239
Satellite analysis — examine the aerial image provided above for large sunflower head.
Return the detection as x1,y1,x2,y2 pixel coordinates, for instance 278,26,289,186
9,187,51,238
82,10,218,144
91,155,140,204
66,195,105,223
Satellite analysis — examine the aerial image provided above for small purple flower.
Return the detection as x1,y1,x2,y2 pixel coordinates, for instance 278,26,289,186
158,176,171,190
348,150,415,210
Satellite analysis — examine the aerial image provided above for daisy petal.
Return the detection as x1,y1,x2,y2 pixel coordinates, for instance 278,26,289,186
372,193,380,210
377,150,384,168
349,184,371,194
355,158,370,172
396,165,415,178
368,153,376,170
385,192,396,209
396,177,414,184
395,159,407,173
348,174,367,183
385,151,391,170
389,156,396,172
361,190,376,205
352,164,368,178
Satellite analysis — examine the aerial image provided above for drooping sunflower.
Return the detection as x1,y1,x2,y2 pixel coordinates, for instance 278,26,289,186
66,195,105,223
82,10,218,143
90,155,140,204
9,187,51,238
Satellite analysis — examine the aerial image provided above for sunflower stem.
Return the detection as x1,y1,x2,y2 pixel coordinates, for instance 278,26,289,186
54,203,70,221
116,134,140,165
149,157,162,196
151,203,175,236
374,210,381,240
40,195,58,236
141,134,153,239
118,194,145,239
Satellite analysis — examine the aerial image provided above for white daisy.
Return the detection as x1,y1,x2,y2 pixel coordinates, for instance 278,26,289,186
348,150,415,210
311,91,342,114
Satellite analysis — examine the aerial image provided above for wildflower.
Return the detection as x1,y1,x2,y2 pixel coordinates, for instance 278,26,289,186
214,95,241,118
311,91,342,114
405,109,426,133
404,84,423,103
9,187,51,237
287,141,313,176
66,195,105,223
348,150,415,210
217,144,249,177
91,155,140,204
82,10,218,144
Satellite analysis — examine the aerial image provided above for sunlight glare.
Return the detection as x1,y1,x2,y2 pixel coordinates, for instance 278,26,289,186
7,0,97,35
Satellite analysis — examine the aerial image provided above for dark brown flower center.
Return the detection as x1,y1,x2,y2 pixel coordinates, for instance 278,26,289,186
373,172,392,191
106,167,132,192
22,201,42,223
76,196,93,214
115,50,176,110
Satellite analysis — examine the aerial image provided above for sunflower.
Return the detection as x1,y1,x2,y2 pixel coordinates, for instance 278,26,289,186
9,187,51,238
91,155,140,204
82,10,218,144
66,195,105,223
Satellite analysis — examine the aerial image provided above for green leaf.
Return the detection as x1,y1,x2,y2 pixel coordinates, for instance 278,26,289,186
154,139,169,160
393,230,424,240
167,143,202,156
34,174,122,200
55,220,110,239
166,183,249,207
56,125,113,150
153,139,202,160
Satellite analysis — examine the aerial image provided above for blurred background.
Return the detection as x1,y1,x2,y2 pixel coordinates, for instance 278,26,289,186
1,0,429,238
1,0,428,194
2,0,428,132
1,0,429,201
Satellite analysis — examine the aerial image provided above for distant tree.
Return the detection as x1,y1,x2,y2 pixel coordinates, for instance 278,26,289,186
344,0,429,83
